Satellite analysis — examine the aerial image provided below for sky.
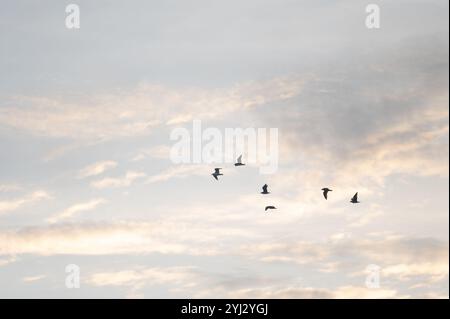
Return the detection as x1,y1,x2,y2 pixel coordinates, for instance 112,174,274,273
0,0,448,298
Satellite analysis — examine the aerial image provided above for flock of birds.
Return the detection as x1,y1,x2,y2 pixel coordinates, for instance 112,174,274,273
212,155,360,212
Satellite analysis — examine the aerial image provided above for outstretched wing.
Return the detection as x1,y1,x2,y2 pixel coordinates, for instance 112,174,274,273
323,190,328,200
237,155,242,164
214,168,221,174
212,174,218,180
262,184,268,193
352,192,358,201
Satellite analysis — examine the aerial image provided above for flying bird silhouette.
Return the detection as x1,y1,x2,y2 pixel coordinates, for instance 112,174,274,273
322,188,332,200
261,184,270,194
350,192,360,204
212,168,223,181
265,206,276,212
234,155,245,166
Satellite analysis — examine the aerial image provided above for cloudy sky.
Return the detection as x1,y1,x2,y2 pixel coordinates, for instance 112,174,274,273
0,0,448,298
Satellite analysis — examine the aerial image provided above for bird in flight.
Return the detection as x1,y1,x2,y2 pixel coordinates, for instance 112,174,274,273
265,206,277,212
321,188,332,200
350,192,360,204
261,184,270,194
212,168,223,180
234,155,245,167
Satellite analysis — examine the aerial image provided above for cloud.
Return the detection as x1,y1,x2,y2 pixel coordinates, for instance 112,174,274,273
0,184,22,193
0,77,305,140
78,161,118,179
146,165,207,184
211,285,400,299
87,266,196,288
0,255,17,267
84,264,403,299
348,204,384,228
0,191,50,216
240,236,449,286
246,236,448,265
91,171,146,189
22,275,46,283
0,219,249,257
333,286,400,299
382,263,449,281
131,145,171,162
46,198,107,224
267,37,449,195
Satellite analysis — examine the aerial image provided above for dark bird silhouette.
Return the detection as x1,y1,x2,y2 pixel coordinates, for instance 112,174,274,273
265,206,276,212
322,188,332,200
350,192,360,204
212,168,223,180
234,155,245,167
261,184,270,194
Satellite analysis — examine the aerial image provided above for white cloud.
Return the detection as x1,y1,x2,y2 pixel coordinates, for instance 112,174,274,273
240,236,449,284
215,285,401,299
91,171,146,189
22,275,46,283
46,198,107,224
0,191,50,216
87,266,196,288
383,263,449,281
131,145,171,162
0,184,22,192
0,77,305,140
0,219,249,257
0,256,17,267
348,204,384,228
333,286,400,299
78,161,118,179
146,165,207,184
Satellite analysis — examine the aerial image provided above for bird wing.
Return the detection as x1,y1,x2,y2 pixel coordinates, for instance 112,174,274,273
323,190,328,199
262,184,268,192
237,155,242,163
214,168,221,174
213,174,218,180
352,192,358,201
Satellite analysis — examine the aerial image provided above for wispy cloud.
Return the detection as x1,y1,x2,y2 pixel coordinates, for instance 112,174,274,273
0,77,305,140
383,263,449,281
78,161,118,179
131,145,171,162
47,198,107,224
0,219,248,256
22,275,46,283
200,285,401,299
0,256,17,267
146,165,207,184
91,171,146,189
0,184,22,193
87,266,196,287
0,191,50,216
